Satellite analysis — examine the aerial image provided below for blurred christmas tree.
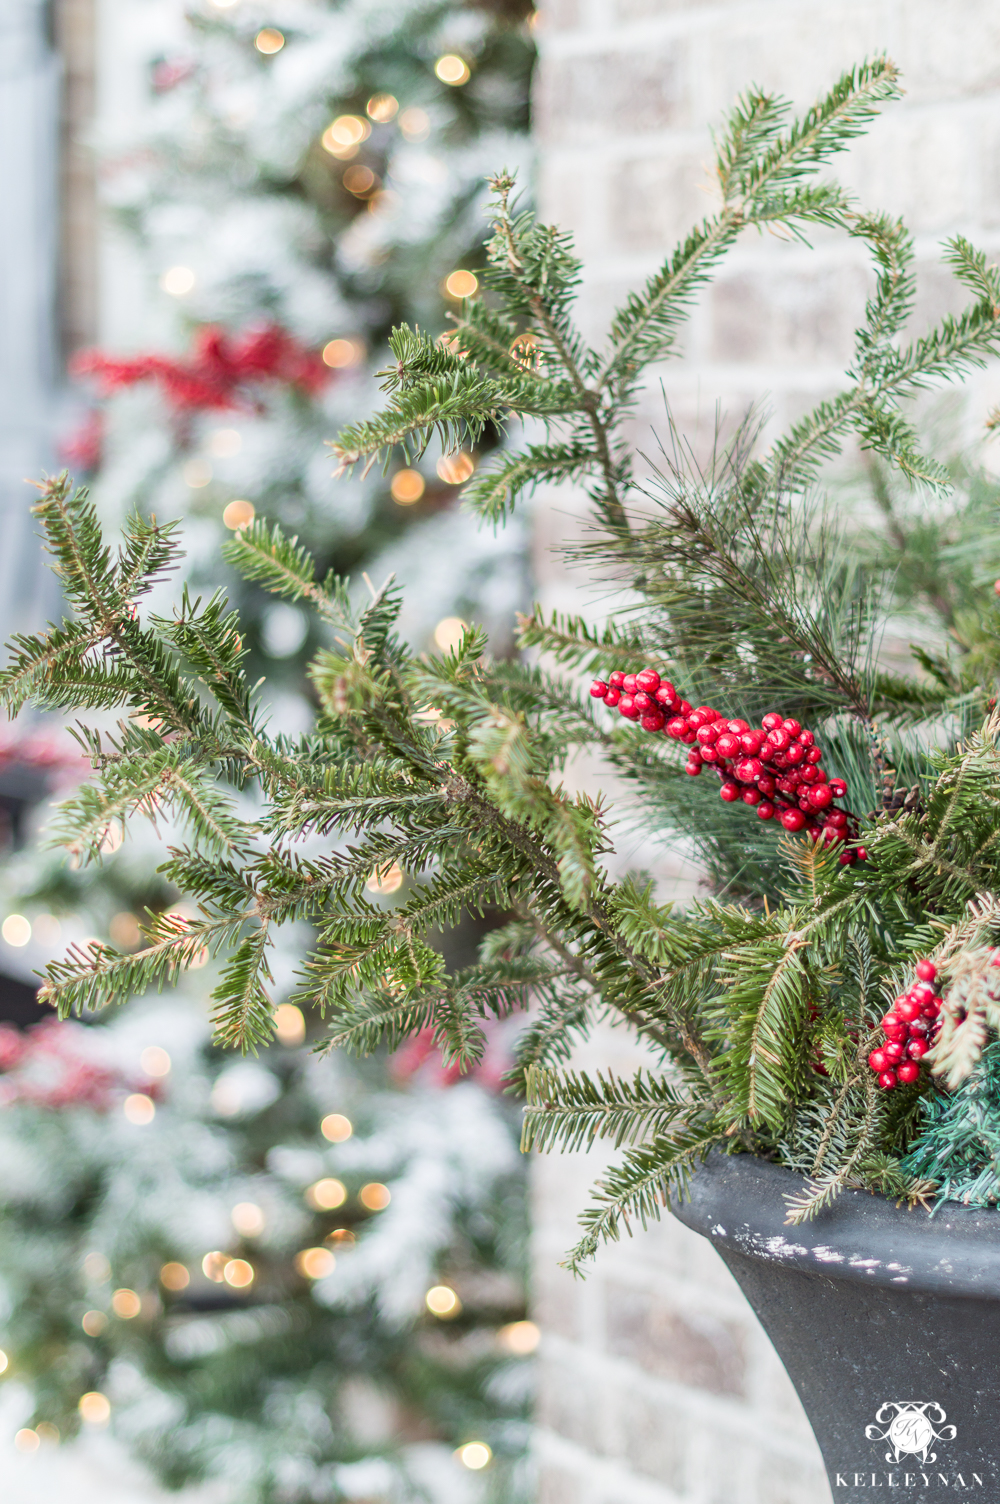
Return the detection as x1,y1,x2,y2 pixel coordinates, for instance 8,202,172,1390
0,0,536,1496
67,0,536,662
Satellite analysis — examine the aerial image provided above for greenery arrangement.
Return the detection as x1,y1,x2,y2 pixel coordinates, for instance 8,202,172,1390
12,57,1000,1272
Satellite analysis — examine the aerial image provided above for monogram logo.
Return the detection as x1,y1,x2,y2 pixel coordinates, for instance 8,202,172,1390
865,1403,957,1465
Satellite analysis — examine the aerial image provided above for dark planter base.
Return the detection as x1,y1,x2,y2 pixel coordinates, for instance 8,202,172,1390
670,1154,1000,1499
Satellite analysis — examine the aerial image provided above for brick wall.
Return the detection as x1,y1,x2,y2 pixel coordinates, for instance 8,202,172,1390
530,5,1000,1501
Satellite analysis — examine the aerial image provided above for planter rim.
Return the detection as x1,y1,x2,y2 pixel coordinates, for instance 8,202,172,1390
669,1150,1000,1297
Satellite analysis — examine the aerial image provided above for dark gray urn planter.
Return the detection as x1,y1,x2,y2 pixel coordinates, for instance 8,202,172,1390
669,1153,1000,1499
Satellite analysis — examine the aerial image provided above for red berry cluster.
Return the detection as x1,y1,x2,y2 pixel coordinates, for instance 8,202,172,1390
868,959,941,1091
590,669,865,861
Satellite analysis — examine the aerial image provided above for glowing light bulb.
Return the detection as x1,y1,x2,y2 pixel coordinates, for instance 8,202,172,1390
320,1113,353,1142
390,469,425,504
367,94,399,122
274,1003,305,1044
425,1284,461,1317
231,1202,266,1237
140,1046,171,1077
223,499,255,530
81,1310,107,1336
224,1259,254,1288
399,107,430,141
78,1392,111,1426
433,617,468,652
2,915,31,947
435,54,471,85
306,1177,347,1210
14,1429,39,1453
435,451,475,484
160,1262,190,1290
296,1247,336,1278
182,458,212,489
444,270,478,300
123,1093,155,1125
365,862,404,894
322,337,364,368
359,1182,391,1211
161,266,195,296
111,1288,141,1319
254,28,285,54
498,1319,540,1353
457,1442,491,1470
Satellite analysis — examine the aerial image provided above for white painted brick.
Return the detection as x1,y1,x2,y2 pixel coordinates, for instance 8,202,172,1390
532,6,1000,1499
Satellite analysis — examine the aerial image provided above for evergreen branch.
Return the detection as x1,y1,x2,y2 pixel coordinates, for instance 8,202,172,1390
522,1066,692,1152
561,1125,722,1273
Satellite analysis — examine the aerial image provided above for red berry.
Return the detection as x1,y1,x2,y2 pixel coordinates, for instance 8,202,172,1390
618,696,641,720
757,775,775,796
915,959,937,982
785,743,806,765
822,826,841,845
838,850,856,865
590,680,608,697
883,1041,905,1064
633,692,654,712
869,1048,888,1072
882,1020,905,1041
719,782,740,802
799,766,819,785
781,719,801,737
911,983,936,1006
896,998,921,1023
608,671,626,688
742,787,761,805
635,669,660,693
994,580,1000,596
715,732,740,757
666,717,688,738
677,701,692,716
692,705,717,722
907,1038,929,1059
827,810,848,828
879,1069,898,1090
767,728,792,752
641,713,665,732
696,724,719,746
780,808,807,831
655,686,676,708
623,674,637,693
762,712,784,731
805,746,823,764
685,761,702,777
740,730,766,754
757,801,776,820
727,719,750,734
604,688,621,706
921,1001,940,1020
734,757,763,782
687,710,709,730
828,778,847,797
681,729,697,744
896,1061,920,1084
798,729,815,747
807,784,834,810
700,745,720,762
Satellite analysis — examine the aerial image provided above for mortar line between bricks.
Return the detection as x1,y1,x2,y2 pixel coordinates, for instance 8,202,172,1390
542,1333,828,1464
535,1426,688,1504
